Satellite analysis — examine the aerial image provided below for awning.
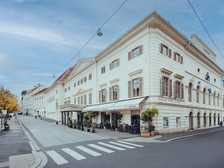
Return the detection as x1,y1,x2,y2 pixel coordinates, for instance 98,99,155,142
82,97,146,112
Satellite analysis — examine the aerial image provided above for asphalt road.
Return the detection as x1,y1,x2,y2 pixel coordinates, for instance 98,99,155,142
18,115,224,168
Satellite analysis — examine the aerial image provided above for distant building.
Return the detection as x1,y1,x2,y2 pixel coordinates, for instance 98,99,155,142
21,84,45,116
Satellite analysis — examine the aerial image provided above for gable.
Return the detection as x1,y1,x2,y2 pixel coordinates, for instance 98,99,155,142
70,58,95,77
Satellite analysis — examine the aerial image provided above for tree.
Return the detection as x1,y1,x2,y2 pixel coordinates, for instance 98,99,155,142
0,88,19,114
140,106,159,132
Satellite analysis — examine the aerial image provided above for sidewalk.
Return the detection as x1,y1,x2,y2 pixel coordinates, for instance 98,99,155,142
124,126,224,143
0,117,34,168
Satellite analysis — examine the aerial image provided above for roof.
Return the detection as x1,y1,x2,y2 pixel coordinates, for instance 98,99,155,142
22,85,42,95
32,87,49,96
54,65,76,84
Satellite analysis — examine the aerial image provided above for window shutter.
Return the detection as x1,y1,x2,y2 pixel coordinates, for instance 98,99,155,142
128,80,132,98
109,87,112,101
105,89,107,102
160,77,163,96
180,56,183,64
168,49,172,58
117,58,120,67
174,52,176,61
128,51,132,60
139,77,143,96
99,90,102,103
181,83,184,99
110,63,112,70
174,81,177,99
160,44,163,53
169,79,172,97
139,45,143,55
117,85,120,100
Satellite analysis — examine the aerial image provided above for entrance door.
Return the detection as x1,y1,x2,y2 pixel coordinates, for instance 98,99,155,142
189,112,193,130
204,113,206,127
197,112,200,128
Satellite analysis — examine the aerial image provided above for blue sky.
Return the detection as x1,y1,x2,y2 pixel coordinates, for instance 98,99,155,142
0,0,224,98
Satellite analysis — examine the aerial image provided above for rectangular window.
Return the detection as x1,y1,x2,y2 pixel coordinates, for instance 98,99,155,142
162,77,169,96
110,59,119,70
78,81,80,86
74,98,76,104
101,66,105,74
81,79,83,84
132,78,140,97
64,88,67,92
132,47,140,58
112,85,118,101
84,77,87,83
68,86,70,91
56,101,58,110
78,97,80,104
163,117,169,128
162,45,168,55
102,89,106,102
81,96,83,104
176,81,181,98
74,82,76,88
89,73,92,80
176,117,181,127
174,53,181,62
89,93,92,105
84,95,87,105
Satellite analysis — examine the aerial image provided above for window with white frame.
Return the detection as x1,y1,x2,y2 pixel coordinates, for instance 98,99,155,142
132,78,140,97
84,77,87,83
89,73,92,80
101,66,105,74
176,117,181,127
163,117,169,128
112,85,118,101
102,89,106,102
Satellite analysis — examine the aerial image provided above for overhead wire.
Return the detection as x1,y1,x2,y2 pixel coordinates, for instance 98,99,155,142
54,0,128,77
187,0,224,60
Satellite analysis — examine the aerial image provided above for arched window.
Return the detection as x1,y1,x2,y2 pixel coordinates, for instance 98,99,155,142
188,83,192,102
203,113,206,127
213,92,216,106
214,113,216,126
197,112,200,128
209,113,212,126
217,94,220,107
209,90,211,105
203,88,206,104
196,85,200,103
218,114,220,124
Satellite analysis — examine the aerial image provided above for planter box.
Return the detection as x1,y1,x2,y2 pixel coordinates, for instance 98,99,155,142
141,132,150,137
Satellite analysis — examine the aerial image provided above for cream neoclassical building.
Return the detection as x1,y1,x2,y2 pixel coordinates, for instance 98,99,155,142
26,12,224,134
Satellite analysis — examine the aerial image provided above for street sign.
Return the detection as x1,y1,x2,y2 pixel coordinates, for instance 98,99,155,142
2,110,7,115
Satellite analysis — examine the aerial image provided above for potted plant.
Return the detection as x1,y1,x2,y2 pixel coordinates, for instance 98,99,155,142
140,106,159,136
91,123,95,133
86,120,91,132
73,119,77,129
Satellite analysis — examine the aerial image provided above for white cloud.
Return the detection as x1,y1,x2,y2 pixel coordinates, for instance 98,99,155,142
0,22,73,45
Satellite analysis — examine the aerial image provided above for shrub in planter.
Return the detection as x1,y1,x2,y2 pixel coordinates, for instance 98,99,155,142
73,119,77,129
140,106,159,136
92,124,95,133
86,121,91,132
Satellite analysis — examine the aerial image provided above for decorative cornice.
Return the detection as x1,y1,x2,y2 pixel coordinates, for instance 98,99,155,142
73,88,93,96
128,69,143,77
110,78,120,84
174,74,184,80
99,83,107,87
160,68,173,75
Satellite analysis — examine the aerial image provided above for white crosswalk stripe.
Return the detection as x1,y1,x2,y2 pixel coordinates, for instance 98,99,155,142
97,142,126,151
76,146,102,156
46,150,68,165
62,148,86,160
116,141,144,147
46,141,143,165
108,141,135,149
88,144,114,153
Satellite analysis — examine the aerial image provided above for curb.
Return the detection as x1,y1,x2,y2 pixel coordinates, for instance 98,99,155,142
18,119,48,168
165,127,224,142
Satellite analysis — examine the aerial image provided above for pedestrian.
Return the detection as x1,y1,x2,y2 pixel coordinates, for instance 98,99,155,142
220,121,223,127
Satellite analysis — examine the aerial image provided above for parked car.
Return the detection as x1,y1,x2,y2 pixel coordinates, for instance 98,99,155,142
18,112,23,115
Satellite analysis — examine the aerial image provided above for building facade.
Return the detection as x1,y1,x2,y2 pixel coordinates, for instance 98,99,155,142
22,12,224,134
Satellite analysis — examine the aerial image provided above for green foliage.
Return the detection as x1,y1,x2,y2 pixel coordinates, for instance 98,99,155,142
140,106,159,132
0,88,19,114
73,119,77,127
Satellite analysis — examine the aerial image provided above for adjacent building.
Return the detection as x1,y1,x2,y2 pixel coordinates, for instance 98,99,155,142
21,12,224,134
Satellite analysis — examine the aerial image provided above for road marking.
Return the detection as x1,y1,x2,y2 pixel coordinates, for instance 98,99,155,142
117,141,144,147
62,148,86,160
108,141,135,149
97,142,126,151
88,144,114,153
46,150,68,165
76,146,102,156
